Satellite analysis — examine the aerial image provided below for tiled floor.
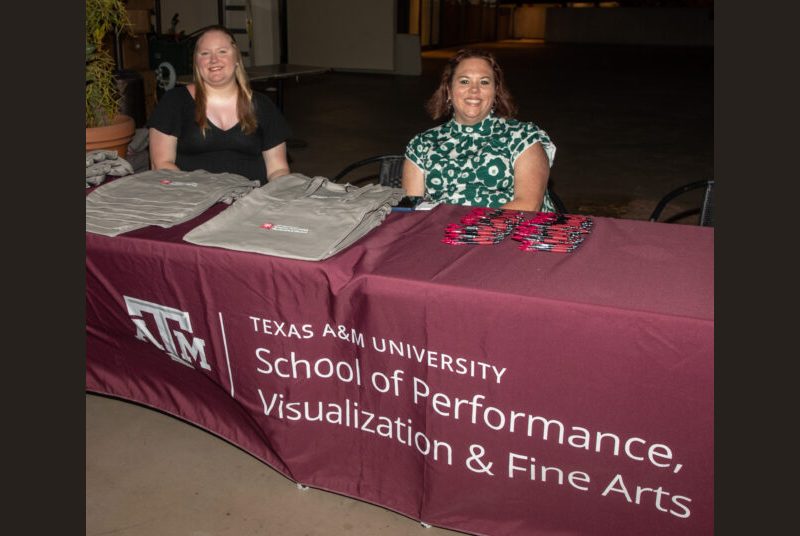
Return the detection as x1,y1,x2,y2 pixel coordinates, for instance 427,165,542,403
86,39,712,536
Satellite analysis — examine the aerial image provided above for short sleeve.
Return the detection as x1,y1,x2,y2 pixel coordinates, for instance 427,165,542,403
146,86,189,137
404,132,428,170
253,92,292,151
509,121,556,168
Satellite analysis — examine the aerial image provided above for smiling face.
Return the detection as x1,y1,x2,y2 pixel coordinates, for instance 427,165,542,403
194,30,239,88
449,57,496,125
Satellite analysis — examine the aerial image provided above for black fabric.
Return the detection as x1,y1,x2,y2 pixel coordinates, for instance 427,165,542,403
147,86,291,184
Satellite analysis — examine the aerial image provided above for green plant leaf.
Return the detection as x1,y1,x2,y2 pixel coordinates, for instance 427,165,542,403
85,0,131,127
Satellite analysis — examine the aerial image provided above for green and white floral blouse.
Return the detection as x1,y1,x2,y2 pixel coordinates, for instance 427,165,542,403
405,114,556,211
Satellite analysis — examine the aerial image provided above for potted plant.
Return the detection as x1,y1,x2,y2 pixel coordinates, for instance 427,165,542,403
85,0,135,157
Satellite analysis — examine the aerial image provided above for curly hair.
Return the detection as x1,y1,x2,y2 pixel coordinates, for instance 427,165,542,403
425,48,517,121
191,25,258,135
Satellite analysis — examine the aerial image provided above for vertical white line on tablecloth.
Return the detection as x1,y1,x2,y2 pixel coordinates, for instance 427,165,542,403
218,312,235,398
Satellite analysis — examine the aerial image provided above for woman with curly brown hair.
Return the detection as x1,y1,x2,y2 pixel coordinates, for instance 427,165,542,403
402,48,556,212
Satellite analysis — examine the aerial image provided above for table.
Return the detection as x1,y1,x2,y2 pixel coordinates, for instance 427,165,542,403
86,204,713,535
245,64,330,113
177,63,330,113
243,64,330,151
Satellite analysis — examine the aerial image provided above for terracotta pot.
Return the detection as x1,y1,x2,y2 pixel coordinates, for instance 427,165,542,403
86,114,136,158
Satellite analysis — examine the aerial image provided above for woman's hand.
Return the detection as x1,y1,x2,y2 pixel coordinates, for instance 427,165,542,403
264,142,290,181
148,128,180,171
503,142,550,212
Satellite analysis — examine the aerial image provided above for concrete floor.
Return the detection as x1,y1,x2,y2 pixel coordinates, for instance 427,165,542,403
282,39,713,222
86,39,712,536
86,394,464,536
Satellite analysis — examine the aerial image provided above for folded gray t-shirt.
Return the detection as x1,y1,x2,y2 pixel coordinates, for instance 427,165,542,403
183,173,403,261
86,169,260,236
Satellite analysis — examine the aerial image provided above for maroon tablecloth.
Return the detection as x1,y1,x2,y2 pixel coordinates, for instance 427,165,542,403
86,204,713,536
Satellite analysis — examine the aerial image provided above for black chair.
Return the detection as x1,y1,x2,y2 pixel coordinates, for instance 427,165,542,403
331,155,405,189
548,188,568,214
649,179,714,226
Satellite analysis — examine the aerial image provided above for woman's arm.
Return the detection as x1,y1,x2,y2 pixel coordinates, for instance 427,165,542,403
401,158,425,196
502,142,550,212
148,128,180,171
263,142,291,181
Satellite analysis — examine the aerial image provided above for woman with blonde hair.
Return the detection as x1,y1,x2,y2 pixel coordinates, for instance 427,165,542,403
148,25,291,184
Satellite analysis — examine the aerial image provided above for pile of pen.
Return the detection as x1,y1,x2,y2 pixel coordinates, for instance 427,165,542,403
511,213,594,253
442,207,526,245
443,208,594,252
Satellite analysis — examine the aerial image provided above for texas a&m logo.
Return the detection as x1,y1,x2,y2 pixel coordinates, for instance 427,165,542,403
124,296,210,370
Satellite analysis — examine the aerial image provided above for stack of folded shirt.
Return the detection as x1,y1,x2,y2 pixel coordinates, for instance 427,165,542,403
183,173,404,261
86,150,134,188
86,169,260,236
